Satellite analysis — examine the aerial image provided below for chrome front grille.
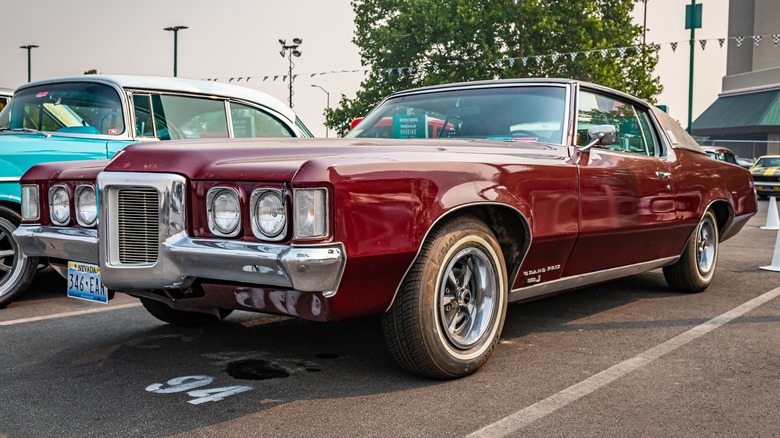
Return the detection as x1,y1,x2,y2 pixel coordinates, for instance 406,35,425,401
117,187,159,264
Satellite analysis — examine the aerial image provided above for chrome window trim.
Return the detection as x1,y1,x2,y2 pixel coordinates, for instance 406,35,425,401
249,188,287,241
206,186,242,238
48,184,71,226
74,184,97,227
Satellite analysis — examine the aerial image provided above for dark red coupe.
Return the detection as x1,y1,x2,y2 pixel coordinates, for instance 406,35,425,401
14,79,757,378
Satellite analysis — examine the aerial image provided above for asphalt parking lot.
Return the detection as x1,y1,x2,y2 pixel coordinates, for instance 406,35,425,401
1,200,778,438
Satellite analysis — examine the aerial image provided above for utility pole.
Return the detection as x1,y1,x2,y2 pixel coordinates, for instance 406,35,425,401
311,84,330,138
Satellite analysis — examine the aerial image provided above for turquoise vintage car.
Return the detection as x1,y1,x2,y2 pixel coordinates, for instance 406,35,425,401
0,75,312,307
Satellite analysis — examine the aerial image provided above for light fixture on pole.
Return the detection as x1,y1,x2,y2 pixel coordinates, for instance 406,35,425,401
279,38,303,108
311,84,330,138
164,26,188,77
19,45,39,83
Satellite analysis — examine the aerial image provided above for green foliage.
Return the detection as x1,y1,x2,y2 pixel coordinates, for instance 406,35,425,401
84,69,98,75
327,0,662,136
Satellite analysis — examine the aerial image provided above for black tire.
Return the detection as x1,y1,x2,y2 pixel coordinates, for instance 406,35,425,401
0,206,38,308
664,210,719,293
140,297,233,326
382,216,507,379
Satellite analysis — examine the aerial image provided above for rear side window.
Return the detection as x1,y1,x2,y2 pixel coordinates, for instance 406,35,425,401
229,102,294,138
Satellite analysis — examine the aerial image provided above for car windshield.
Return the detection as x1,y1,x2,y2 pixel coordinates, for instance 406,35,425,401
0,82,124,135
755,157,780,168
347,85,567,144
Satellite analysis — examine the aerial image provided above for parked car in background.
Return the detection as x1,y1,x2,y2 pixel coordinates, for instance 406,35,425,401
0,88,12,112
0,75,312,307
702,146,740,166
750,154,780,198
14,79,756,378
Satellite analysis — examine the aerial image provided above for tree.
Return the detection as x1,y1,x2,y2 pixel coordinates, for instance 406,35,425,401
84,69,98,75
327,0,662,136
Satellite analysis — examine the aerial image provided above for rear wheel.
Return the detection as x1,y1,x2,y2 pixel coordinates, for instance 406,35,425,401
382,216,507,379
0,206,38,308
664,210,719,292
140,297,233,326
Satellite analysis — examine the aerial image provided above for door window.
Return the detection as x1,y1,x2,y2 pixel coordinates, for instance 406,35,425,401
151,94,228,140
577,91,659,156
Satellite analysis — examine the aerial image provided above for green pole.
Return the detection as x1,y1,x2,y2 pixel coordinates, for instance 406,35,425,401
27,49,31,82
173,30,178,77
687,0,696,134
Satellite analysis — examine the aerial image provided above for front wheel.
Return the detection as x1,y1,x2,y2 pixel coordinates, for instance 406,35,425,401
663,210,719,292
140,297,233,326
382,216,507,379
0,207,38,308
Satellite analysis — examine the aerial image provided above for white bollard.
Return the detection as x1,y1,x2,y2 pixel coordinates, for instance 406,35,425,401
760,226,780,272
761,196,779,230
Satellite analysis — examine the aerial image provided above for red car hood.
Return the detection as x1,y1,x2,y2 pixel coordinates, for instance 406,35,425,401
103,137,561,182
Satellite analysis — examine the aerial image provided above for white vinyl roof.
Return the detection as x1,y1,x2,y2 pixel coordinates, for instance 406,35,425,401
18,74,296,122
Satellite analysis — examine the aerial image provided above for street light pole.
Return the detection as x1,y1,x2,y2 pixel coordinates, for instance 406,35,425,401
279,38,302,108
164,26,188,77
19,45,39,83
311,84,330,138
642,0,648,46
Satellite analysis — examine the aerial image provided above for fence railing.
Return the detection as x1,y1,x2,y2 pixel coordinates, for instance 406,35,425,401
696,139,780,162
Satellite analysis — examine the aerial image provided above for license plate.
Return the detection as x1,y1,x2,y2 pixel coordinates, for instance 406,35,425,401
67,261,109,304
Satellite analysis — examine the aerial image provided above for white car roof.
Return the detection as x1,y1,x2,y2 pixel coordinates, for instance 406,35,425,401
0,87,13,97
18,74,296,122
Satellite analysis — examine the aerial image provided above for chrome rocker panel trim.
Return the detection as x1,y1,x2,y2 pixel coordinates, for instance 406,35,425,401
13,225,99,264
509,256,680,302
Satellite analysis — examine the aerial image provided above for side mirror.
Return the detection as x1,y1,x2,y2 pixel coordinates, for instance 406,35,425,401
580,125,617,152
350,117,364,131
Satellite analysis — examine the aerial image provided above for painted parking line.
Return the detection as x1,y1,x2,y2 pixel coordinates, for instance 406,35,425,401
0,302,142,326
468,286,780,438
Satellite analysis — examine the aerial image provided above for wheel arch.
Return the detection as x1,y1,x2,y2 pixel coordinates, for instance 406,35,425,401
0,200,21,216
386,202,531,311
706,199,735,242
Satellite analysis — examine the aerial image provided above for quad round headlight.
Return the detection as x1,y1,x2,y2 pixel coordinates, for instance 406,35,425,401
253,191,286,238
50,186,70,225
208,188,240,236
76,186,97,226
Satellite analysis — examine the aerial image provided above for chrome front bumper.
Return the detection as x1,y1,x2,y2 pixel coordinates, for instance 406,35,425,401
13,226,100,264
14,223,345,295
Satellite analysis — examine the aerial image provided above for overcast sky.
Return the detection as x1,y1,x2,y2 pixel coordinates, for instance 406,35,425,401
0,0,731,137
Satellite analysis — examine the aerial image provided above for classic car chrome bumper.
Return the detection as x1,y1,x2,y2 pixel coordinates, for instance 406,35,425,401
14,223,345,295
13,226,100,264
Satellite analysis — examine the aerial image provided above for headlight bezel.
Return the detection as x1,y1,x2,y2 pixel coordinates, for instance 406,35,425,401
75,185,98,227
206,186,242,237
20,184,40,221
250,188,287,241
293,188,329,240
49,185,71,226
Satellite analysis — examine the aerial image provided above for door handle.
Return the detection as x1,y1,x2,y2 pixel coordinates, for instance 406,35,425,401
656,171,671,179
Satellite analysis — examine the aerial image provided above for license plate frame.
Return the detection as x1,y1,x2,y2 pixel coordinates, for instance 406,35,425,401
67,261,109,304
